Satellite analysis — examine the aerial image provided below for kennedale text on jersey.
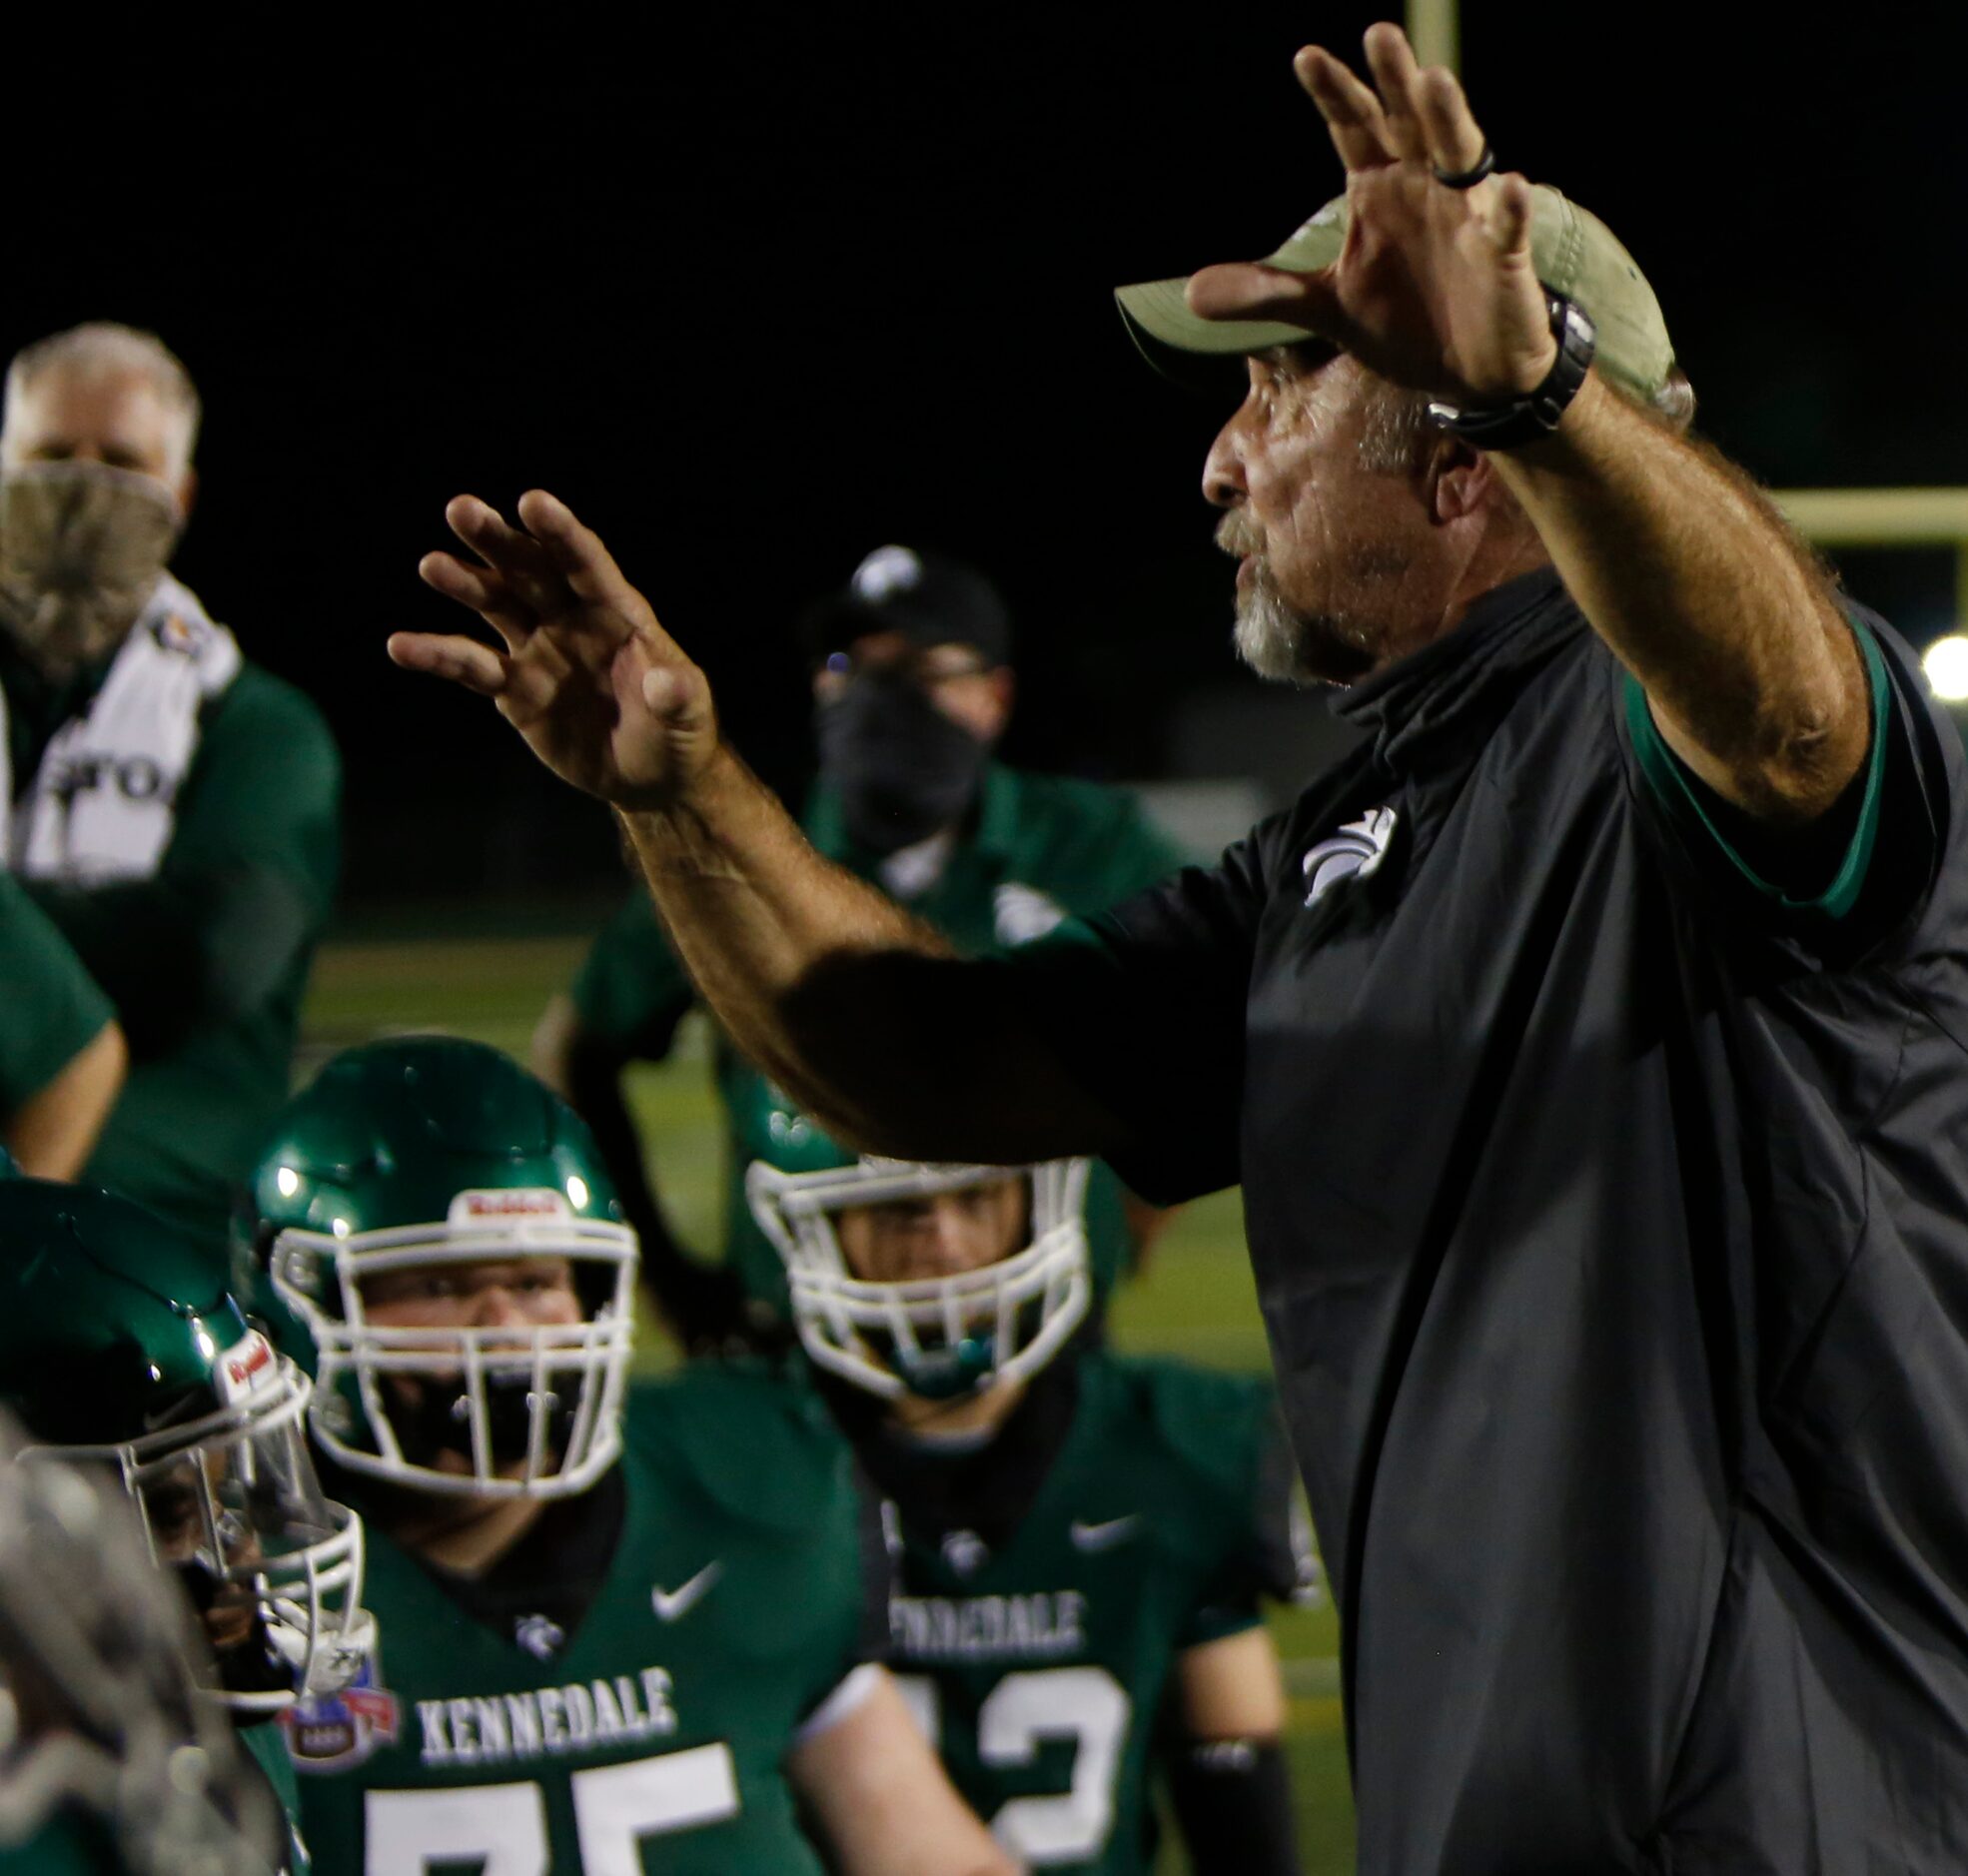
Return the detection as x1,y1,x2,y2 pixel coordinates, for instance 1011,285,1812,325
417,1666,678,1766
889,1589,1088,1663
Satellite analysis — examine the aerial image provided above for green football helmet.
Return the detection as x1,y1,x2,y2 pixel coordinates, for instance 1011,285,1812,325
242,1038,637,1500
744,1101,1091,1402
0,1407,286,1875
0,1182,374,1719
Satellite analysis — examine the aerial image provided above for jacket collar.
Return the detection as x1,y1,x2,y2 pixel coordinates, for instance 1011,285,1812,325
1329,567,1582,773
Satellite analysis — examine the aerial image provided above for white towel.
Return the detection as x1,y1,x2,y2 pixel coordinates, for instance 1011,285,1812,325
0,574,241,882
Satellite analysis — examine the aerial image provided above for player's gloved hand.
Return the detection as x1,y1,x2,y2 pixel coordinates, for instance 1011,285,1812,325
393,490,718,811
1185,22,1557,406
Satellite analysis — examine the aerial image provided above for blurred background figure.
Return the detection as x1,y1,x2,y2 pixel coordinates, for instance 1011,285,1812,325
533,544,1188,1351
0,323,340,1239
0,1179,378,1872
0,871,123,1177
748,1116,1314,1874
0,1406,289,1876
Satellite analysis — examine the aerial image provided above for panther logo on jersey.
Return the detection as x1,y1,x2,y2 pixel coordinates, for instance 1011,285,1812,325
941,1529,990,1577
280,1654,402,1773
1302,805,1399,907
514,1614,565,1660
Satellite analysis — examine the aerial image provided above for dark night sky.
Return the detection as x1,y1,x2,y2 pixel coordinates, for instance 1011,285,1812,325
13,7,1967,909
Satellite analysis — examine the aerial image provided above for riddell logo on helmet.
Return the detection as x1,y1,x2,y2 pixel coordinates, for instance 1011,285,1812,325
214,1331,276,1404
447,1188,571,1224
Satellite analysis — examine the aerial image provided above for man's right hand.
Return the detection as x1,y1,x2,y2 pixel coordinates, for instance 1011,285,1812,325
392,490,718,810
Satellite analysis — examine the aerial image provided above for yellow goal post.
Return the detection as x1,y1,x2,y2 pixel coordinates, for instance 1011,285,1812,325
1771,488,1968,634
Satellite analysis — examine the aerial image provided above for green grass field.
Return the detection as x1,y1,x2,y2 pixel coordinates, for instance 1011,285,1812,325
304,933,1357,1872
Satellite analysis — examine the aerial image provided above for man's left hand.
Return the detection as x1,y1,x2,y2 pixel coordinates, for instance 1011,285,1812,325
1187,23,1555,407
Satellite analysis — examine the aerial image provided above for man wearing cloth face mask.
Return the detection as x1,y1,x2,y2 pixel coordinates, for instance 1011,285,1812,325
534,544,1186,1351
0,323,340,1238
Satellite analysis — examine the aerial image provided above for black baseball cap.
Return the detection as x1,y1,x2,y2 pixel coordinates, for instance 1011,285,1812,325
799,545,1014,668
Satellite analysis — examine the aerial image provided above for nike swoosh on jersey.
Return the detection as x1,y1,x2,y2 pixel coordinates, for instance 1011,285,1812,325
1069,1516,1141,1552
650,1561,723,1622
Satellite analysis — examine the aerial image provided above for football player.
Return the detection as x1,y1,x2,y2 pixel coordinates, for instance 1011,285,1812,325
0,1405,287,1876
240,1036,1014,1875
748,1121,1315,1874
0,1180,379,1875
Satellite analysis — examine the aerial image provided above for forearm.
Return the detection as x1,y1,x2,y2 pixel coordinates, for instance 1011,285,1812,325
534,997,673,1248
621,746,1120,1163
4,1021,125,1179
789,1672,1018,1876
1495,374,1865,819
622,744,945,1036
564,1062,670,1249
1120,1191,1183,1271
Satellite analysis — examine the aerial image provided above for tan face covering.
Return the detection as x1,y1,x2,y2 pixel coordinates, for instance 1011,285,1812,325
0,462,182,682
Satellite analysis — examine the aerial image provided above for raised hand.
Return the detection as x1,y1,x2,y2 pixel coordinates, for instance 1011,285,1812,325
392,491,718,811
1187,22,1555,406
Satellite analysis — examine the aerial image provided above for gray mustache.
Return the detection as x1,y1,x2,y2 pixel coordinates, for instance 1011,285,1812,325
1214,512,1267,559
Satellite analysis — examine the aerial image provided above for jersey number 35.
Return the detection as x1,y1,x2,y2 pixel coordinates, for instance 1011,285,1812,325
363,1740,736,1873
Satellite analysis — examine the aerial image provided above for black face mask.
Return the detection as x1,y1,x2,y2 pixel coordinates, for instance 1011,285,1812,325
816,670,988,857
381,1371,572,1476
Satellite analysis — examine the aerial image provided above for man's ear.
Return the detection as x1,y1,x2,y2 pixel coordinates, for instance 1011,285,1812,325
978,667,1015,746
1425,437,1493,524
175,466,199,527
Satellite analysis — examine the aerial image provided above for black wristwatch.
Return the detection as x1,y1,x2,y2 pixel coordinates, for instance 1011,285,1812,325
1427,293,1596,451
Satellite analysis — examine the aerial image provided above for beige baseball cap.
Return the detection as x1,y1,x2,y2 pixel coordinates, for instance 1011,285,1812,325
1116,184,1675,405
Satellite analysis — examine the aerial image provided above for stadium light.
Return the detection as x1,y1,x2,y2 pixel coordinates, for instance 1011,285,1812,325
1924,636,1968,702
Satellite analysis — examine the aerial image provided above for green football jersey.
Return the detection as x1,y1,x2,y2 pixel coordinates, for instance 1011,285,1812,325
863,1353,1310,1874
278,1367,882,1874
240,1719,310,1874
0,1812,123,1875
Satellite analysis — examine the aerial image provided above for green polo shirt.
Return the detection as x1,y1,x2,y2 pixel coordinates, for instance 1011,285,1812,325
1,636,340,1240
571,763,1188,1320
0,871,115,1114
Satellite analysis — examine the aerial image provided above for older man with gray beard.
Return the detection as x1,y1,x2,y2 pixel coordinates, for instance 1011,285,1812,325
395,25,1968,1874
0,323,340,1237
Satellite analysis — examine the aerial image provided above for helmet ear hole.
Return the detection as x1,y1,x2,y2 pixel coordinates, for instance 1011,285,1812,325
269,1235,312,1299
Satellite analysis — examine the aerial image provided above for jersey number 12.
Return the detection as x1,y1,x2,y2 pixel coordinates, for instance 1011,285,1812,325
897,1665,1130,1865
